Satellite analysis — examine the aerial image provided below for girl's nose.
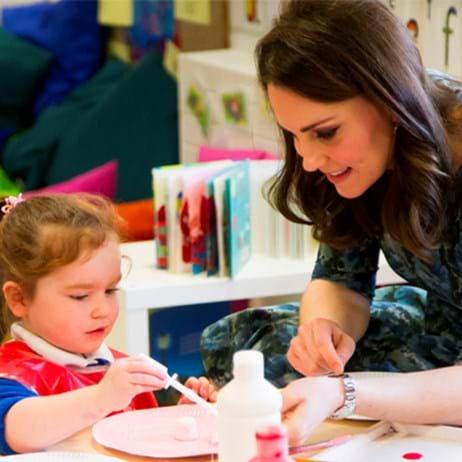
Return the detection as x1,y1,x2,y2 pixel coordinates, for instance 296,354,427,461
91,296,112,318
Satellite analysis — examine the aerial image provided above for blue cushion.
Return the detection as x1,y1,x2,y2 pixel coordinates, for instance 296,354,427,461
2,0,102,115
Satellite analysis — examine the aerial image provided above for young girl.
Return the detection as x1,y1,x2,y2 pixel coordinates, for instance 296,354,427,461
0,193,216,454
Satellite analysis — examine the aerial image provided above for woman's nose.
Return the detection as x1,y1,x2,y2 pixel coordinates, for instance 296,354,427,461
296,143,328,172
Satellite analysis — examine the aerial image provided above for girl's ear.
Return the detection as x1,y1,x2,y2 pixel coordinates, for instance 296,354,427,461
2,281,28,318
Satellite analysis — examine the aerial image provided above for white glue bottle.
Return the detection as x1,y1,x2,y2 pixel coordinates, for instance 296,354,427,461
216,350,282,462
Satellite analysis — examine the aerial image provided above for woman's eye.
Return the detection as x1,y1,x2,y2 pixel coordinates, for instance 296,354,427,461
314,127,339,140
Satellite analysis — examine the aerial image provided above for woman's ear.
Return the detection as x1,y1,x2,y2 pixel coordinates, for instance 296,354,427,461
2,281,28,318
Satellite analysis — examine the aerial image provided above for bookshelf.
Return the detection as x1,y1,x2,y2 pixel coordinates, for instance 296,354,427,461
107,240,404,356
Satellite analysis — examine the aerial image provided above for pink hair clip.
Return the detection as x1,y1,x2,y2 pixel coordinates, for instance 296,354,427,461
1,194,25,215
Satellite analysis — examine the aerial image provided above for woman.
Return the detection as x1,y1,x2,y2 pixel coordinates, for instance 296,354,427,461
201,0,462,443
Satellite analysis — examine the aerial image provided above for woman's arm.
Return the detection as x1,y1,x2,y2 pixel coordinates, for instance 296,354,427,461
290,239,379,375
287,279,371,376
355,366,462,424
303,239,380,339
282,365,462,445
299,279,370,341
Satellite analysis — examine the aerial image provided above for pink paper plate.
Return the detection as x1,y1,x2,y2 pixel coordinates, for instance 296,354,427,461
92,405,217,458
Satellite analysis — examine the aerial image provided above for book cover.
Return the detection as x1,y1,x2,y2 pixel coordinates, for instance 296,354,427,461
204,164,240,276
181,163,232,275
152,165,183,269
153,161,231,273
225,161,251,278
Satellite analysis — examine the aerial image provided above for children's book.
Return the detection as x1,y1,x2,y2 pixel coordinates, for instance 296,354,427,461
204,170,225,277
181,163,231,275
225,161,251,278
209,163,247,278
166,171,189,273
249,160,281,258
152,165,183,269
204,162,249,277
212,171,231,278
153,161,232,273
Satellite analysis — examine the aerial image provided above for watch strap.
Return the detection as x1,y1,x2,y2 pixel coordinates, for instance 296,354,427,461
329,373,356,420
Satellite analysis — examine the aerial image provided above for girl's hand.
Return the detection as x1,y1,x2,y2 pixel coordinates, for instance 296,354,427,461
96,356,168,413
281,376,344,446
287,318,356,376
177,376,218,404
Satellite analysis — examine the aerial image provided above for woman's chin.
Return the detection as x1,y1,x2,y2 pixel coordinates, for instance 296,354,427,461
335,187,364,199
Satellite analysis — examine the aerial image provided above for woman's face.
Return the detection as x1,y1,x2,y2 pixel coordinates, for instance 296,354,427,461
267,84,396,199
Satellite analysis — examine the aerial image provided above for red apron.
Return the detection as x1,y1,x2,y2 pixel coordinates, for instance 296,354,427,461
0,340,158,411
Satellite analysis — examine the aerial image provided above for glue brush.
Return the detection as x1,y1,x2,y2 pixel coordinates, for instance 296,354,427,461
140,353,218,416
165,372,218,416
289,434,352,455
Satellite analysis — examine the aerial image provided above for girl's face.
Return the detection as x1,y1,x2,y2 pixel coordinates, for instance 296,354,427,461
20,239,122,355
267,84,396,199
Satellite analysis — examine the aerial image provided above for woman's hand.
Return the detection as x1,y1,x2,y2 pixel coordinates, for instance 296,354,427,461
287,318,356,376
281,376,344,446
96,356,168,413
177,376,218,404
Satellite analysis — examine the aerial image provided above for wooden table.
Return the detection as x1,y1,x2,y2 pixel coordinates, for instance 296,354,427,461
47,419,374,461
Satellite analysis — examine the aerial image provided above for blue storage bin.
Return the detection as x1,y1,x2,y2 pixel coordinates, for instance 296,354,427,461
149,301,232,378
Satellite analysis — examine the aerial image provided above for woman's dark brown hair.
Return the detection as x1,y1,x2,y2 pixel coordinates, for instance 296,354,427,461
256,0,462,258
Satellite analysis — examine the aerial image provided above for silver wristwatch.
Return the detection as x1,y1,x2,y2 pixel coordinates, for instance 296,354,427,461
329,373,356,420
